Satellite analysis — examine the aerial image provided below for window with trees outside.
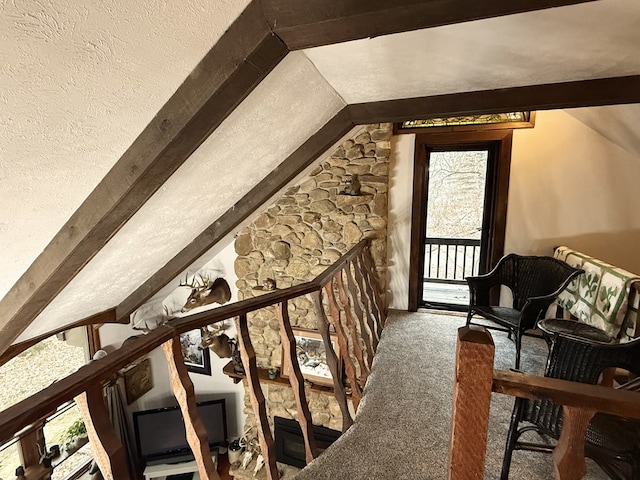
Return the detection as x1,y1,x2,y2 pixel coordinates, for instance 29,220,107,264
0,327,93,479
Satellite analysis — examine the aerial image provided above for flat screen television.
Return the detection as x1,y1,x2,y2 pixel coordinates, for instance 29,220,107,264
133,399,227,465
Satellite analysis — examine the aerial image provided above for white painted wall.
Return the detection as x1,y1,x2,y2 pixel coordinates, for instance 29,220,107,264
387,134,415,310
99,240,246,440
505,110,640,274
386,110,640,309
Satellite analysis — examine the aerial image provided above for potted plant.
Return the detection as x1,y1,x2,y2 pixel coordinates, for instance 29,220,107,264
62,419,88,453
227,438,244,464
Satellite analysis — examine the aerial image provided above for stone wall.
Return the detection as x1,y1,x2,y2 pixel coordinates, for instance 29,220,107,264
234,123,392,432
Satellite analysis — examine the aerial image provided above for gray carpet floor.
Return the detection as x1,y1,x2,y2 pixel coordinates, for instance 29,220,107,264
296,309,608,479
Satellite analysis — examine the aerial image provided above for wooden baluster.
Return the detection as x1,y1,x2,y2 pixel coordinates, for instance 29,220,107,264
75,385,132,480
312,290,353,432
552,406,596,480
361,247,387,325
352,254,382,347
324,280,363,411
235,314,279,480
345,260,375,364
277,300,318,464
17,422,48,475
335,270,369,386
449,326,495,480
162,337,220,480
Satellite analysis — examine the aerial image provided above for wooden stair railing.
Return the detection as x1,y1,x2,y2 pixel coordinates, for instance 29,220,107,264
235,313,279,479
277,301,318,463
312,289,353,431
449,326,640,480
0,239,386,480
162,336,220,480
75,385,133,480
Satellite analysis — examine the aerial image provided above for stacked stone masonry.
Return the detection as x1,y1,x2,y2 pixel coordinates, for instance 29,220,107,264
234,123,391,434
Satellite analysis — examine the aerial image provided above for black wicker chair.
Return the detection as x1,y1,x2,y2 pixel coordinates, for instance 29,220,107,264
501,334,640,479
465,253,583,369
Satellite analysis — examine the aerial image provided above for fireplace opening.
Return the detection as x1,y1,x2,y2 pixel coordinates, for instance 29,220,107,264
274,416,342,468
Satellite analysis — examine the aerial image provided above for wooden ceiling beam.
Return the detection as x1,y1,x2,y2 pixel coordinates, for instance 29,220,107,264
263,0,598,50
117,75,640,324
0,2,287,355
348,75,640,124
0,0,623,353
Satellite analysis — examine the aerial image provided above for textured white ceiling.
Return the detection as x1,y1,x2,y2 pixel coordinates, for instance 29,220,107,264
5,0,640,345
18,52,345,341
304,0,640,103
0,0,250,298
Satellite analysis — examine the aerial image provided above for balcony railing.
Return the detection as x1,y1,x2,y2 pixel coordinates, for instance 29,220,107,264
0,239,386,480
424,237,481,285
450,326,640,480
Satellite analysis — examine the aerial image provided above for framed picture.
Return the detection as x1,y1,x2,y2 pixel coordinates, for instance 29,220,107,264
282,328,340,387
123,358,154,404
180,328,211,375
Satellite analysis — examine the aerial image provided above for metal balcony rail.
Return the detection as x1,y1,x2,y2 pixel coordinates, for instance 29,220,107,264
424,237,481,285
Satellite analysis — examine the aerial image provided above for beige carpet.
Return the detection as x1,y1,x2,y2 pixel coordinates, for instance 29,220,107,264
295,310,607,479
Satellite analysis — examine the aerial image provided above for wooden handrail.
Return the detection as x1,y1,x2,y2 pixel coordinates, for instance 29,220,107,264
313,239,370,287
0,237,384,480
0,326,174,443
449,327,640,480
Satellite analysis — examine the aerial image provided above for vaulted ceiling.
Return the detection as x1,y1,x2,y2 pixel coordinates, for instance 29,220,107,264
2,0,640,356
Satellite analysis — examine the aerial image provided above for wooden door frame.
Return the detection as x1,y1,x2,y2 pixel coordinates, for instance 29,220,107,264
408,130,513,312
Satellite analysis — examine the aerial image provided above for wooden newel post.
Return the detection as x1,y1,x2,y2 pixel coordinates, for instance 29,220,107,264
448,326,495,480
552,405,596,480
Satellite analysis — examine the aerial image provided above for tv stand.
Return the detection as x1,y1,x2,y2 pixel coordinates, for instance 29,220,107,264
143,452,218,480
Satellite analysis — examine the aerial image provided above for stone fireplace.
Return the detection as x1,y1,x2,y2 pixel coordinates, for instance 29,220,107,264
233,123,392,442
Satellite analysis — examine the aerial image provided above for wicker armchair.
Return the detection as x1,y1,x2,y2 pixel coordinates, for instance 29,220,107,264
501,334,640,479
466,253,583,369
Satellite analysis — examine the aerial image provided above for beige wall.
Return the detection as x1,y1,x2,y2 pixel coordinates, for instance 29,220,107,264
387,109,640,309
506,109,640,273
387,134,416,310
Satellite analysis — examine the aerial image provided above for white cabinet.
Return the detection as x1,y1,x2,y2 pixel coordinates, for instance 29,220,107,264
142,453,218,480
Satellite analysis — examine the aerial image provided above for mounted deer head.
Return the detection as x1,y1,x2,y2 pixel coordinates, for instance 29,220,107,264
180,274,231,313
200,323,232,358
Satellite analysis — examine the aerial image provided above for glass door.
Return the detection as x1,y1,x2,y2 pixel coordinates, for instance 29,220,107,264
422,149,489,308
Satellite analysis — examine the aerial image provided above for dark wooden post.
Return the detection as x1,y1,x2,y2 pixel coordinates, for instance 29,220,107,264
162,337,219,480
323,281,363,410
335,271,369,385
235,314,279,480
17,421,48,475
312,290,353,432
75,385,132,480
277,300,318,464
449,326,495,480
